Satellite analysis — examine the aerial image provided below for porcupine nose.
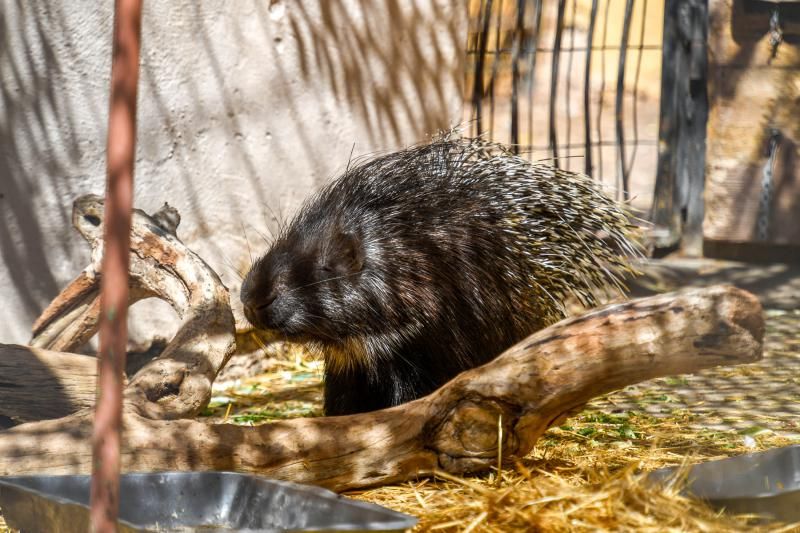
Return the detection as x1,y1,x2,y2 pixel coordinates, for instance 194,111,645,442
243,292,276,327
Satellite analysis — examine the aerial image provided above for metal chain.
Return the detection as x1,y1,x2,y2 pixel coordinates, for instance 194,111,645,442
769,8,783,59
757,131,780,241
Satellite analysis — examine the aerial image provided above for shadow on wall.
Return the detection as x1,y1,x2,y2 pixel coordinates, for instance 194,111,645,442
0,2,84,319
284,0,466,146
0,0,466,343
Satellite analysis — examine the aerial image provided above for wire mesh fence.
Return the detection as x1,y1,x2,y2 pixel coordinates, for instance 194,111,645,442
466,0,665,212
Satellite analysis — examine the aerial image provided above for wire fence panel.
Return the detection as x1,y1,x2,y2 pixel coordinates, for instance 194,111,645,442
466,0,665,214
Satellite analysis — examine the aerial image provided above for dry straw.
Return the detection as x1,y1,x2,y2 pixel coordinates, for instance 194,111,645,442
206,344,800,532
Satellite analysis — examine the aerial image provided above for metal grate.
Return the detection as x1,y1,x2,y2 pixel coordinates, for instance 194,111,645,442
466,0,664,208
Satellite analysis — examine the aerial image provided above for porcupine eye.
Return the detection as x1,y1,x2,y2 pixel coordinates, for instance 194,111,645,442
321,230,365,279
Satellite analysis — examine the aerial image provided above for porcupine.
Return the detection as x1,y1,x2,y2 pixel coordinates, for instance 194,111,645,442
240,134,639,416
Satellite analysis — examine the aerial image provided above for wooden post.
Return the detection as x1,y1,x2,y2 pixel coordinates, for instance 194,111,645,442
91,0,142,531
651,0,709,255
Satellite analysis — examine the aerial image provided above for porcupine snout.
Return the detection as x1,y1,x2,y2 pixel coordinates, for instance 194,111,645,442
241,258,295,331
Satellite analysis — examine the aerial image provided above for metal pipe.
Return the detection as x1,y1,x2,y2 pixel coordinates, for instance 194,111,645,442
596,0,613,184
549,0,566,167
564,0,577,171
511,0,526,152
488,0,505,140
472,0,493,135
526,0,543,155
583,0,598,176
626,0,649,178
90,0,142,530
615,0,635,200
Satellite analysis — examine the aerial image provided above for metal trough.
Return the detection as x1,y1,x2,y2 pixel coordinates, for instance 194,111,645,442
0,471,417,532
649,444,800,523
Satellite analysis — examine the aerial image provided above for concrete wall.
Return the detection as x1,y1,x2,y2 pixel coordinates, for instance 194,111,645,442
0,1,467,344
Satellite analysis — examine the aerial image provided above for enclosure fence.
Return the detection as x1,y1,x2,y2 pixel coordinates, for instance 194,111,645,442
466,0,666,211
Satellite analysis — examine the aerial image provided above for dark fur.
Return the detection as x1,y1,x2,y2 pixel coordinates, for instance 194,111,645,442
241,136,637,416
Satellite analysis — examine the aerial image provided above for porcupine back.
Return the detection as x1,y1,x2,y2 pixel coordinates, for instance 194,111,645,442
240,135,639,415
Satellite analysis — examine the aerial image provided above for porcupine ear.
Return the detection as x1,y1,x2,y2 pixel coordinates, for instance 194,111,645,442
327,230,365,275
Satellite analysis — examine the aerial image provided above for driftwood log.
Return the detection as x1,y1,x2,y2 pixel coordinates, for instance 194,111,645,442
0,196,764,492
0,289,763,491
0,344,97,423
0,194,236,424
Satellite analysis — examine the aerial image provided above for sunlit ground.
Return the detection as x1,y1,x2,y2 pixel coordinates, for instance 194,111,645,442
194,307,800,531
2,265,798,532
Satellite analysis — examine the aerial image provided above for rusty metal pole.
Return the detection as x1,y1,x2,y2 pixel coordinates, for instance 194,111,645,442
90,0,142,531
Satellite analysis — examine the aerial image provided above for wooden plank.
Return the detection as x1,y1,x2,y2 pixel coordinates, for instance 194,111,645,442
652,0,709,255
651,0,682,247
682,0,709,255
705,0,800,245
710,0,800,67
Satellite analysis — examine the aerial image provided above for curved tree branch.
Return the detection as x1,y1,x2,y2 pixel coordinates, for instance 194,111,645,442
23,194,236,420
0,284,763,492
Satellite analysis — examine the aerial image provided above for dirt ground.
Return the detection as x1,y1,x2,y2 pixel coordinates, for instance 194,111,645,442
604,258,800,438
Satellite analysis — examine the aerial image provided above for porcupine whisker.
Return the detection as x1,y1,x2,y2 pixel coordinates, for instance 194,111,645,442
297,320,337,343
298,311,350,332
260,201,287,236
249,225,274,249
282,272,365,295
240,222,255,269
344,142,357,174
220,253,247,282
249,331,270,356
223,262,247,282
